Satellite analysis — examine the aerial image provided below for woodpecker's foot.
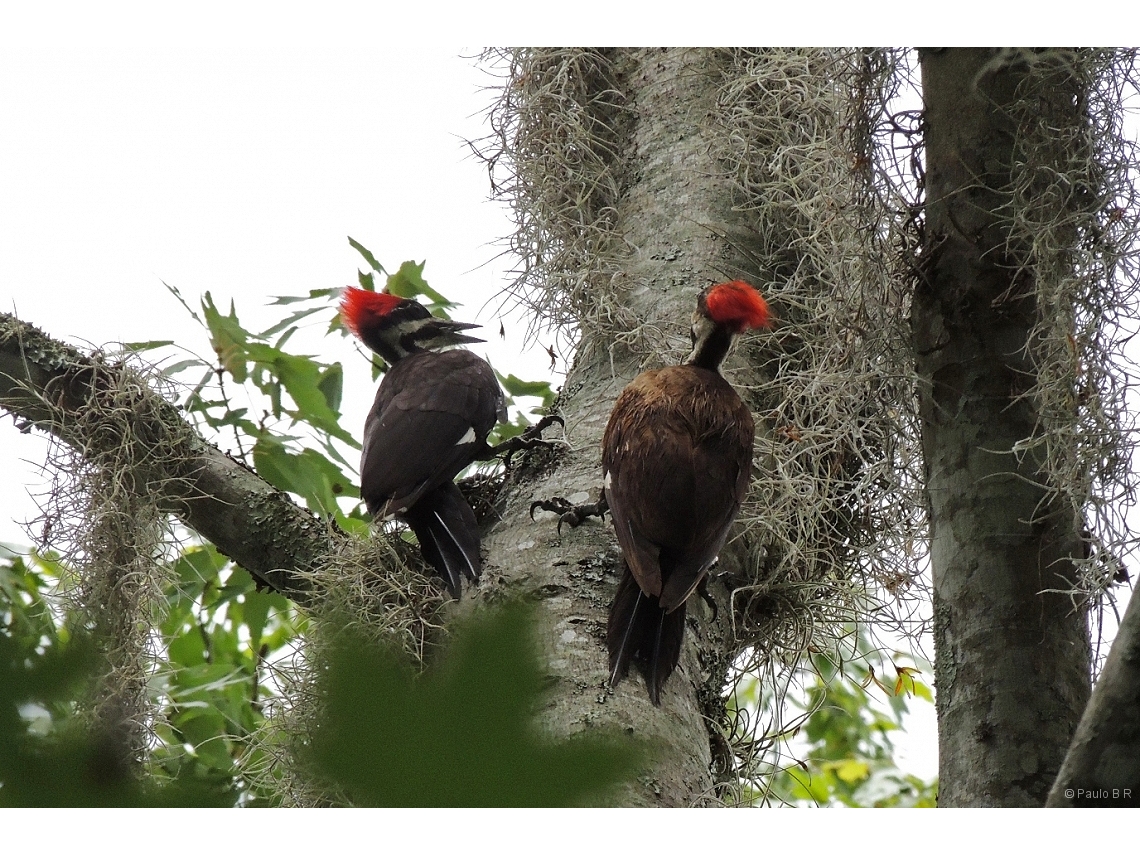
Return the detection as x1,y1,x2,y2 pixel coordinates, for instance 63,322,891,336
484,415,565,468
529,493,609,536
696,575,719,623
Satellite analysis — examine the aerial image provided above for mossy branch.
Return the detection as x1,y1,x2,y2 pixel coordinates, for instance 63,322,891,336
0,311,327,602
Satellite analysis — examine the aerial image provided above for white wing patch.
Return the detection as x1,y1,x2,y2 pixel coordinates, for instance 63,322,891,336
455,426,477,446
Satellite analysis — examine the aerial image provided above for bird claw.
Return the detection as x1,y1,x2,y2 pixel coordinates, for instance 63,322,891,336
529,494,608,536
696,574,719,622
486,414,566,468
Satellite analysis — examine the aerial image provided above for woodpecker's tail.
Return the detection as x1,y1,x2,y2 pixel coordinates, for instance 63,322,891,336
607,565,686,706
403,481,481,599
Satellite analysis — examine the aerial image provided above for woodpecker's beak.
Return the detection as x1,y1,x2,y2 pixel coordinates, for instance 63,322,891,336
431,319,485,346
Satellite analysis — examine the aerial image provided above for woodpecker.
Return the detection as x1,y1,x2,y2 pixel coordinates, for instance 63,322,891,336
603,280,771,704
340,287,507,599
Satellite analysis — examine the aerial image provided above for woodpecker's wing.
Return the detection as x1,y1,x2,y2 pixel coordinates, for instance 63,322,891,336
360,349,504,517
602,366,754,613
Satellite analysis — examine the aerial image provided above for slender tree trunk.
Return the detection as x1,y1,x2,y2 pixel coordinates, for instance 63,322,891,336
1047,579,1140,806
914,48,1091,806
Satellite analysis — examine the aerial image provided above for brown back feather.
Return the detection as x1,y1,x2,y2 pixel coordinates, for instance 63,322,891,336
602,365,754,612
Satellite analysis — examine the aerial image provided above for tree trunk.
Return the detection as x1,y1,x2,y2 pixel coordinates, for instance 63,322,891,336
914,48,1091,806
478,48,768,805
1047,581,1140,806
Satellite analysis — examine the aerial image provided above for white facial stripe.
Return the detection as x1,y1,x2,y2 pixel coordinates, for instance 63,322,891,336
399,317,433,334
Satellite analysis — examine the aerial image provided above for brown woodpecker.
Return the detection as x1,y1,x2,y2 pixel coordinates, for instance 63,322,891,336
340,287,507,598
605,280,771,704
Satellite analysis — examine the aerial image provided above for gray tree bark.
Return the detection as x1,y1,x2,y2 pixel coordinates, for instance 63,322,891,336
914,48,1091,806
1047,584,1140,806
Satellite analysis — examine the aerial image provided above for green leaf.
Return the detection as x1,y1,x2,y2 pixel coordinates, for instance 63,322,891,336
348,236,387,275
912,681,934,703
357,269,376,291
336,514,372,537
243,343,355,443
124,339,175,352
497,372,553,400
170,545,228,592
831,758,871,784
385,259,454,309
253,437,356,514
269,288,339,306
317,364,343,415
0,632,233,806
201,292,249,382
307,604,643,806
162,279,202,325
168,627,208,668
161,357,210,378
242,592,272,651
261,304,328,339
172,705,233,769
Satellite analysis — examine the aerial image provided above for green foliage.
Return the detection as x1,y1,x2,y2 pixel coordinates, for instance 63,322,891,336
491,370,560,444
1,547,641,806
151,242,558,520
151,544,299,802
308,603,642,806
151,280,363,522
0,539,305,805
0,543,66,661
0,608,234,806
349,237,456,313
738,630,938,807
253,436,357,517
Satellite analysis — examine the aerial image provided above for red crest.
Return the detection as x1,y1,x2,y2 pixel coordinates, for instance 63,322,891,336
340,287,404,337
704,281,771,332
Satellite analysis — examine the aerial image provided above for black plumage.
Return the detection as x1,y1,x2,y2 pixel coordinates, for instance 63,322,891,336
342,288,505,598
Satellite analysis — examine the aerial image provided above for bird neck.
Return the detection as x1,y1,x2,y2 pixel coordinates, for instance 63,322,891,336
684,324,733,372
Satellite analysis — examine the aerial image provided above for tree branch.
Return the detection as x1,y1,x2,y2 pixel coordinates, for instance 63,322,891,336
0,311,328,601
1047,588,1140,806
